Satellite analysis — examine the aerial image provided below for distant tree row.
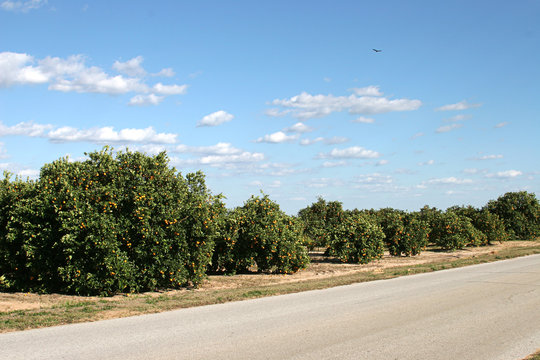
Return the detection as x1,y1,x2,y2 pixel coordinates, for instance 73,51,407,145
298,191,539,262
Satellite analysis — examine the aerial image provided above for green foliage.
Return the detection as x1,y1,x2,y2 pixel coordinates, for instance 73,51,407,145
209,209,241,273
446,205,478,219
327,213,385,263
392,215,429,256
473,209,509,244
430,211,487,250
375,209,429,256
0,148,223,295
0,173,39,292
297,197,345,249
211,195,309,274
417,205,443,241
375,208,405,248
447,205,509,244
487,191,540,240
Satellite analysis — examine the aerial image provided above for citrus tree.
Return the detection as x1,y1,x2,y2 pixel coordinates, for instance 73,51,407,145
211,195,309,274
297,197,345,250
487,191,539,240
327,213,385,263
447,205,508,244
430,211,486,250
0,148,223,295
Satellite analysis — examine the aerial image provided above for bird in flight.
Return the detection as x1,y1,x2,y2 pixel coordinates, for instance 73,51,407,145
372,49,382,52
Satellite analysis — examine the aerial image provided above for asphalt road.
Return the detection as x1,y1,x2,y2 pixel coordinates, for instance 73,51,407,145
1,254,539,360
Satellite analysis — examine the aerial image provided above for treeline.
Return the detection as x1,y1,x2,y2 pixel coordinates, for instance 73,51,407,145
298,192,539,263
0,148,538,295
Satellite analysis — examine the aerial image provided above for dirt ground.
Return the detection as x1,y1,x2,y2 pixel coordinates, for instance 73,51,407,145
1,241,537,313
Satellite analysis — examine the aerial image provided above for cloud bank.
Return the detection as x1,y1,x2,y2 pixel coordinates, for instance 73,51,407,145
0,52,187,105
268,88,421,120
0,121,177,144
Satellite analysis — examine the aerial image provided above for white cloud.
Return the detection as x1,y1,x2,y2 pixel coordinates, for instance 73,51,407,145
444,114,471,122
50,68,148,94
17,169,39,178
1,121,177,144
376,159,389,166
463,168,481,175
174,142,265,168
395,168,415,175
352,116,375,124
255,131,299,144
418,160,435,166
0,52,187,105
197,110,234,127
112,56,146,77
353,173,393,185
411,132,424,140
283,122,313,133
300,137,324,146
436,100,482,111
130,144,168,155
486,170,522,179
325,136,349,145
268,180,282,188
322,160,347,168
128,94,164,106
426,177,473,185
152,83,188,95
0,52,49,86
0,121,53,137
318,146,381,159
305,177,345,188
436,123,463,133
38,55,87,78
176,142,243,155
473,154,503,160
174,152,265,168
199,152,264,164
349,86,383,97
299,136,348,146
0,163,39,178
47,126,177,144
270,90,421,120
1,0,46,12
495,122,508,128
257,162,306,177
248,180,263,187
352,174,406,193
264,108,291,117
154,68,175,77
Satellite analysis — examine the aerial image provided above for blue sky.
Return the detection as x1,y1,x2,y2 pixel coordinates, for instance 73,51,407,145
1,0,539,214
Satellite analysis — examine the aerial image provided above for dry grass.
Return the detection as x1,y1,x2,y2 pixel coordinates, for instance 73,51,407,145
1,240,539,333
523,349,540,360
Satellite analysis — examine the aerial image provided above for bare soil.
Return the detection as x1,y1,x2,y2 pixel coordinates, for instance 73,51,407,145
1,241,537,313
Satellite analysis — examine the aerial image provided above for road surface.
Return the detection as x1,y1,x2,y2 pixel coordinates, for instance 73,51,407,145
1,254,539,359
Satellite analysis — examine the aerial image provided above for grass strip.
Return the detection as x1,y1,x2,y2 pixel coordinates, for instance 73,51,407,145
1,243,539,333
